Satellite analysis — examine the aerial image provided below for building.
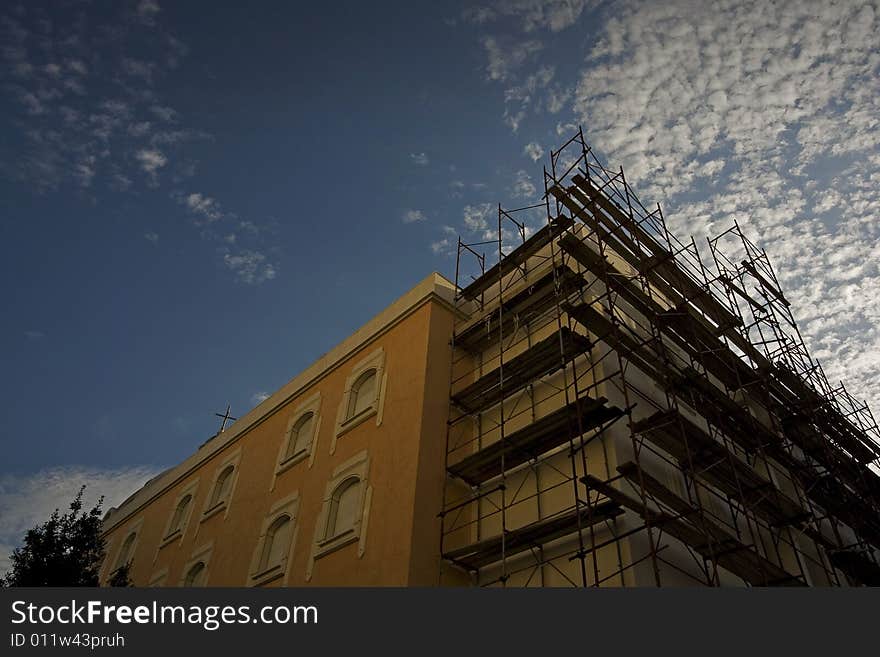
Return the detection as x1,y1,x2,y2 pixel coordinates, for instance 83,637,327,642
101,131,880,587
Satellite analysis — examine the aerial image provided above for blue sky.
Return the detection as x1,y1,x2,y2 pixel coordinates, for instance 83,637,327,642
1,0,878,569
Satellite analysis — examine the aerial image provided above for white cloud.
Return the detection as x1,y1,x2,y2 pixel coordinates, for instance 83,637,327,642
430,238,454,255
464,1,593,33
23,330,44,340
150,105,177,122
482,36,543,82
563,0,880,414
402,209,426,223
135,148,167,174
121,58,155,83
0,465,161,577
144,231,159,244
251,391,270,405
410,152,429,166
136,0,161,25
223,251,278,285
183,192,223,222
524,141,544,161
128,122,152,137
463,203,495,233
512,169,537,198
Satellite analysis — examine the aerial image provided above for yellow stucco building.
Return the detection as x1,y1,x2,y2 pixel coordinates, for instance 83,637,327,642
101,134,880,588
101,273,465,587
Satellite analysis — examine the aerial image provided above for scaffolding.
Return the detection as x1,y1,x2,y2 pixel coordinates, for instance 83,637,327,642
438,128,880,587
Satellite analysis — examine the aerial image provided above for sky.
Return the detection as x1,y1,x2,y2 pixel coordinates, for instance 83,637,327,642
1,0,878,572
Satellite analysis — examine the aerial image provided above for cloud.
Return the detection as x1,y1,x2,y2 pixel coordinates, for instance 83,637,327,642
512,169,537,198
463,202,495,232
464,1,593,33
402,209,426,223
182,191,223,222
121,58,156,83
223,250,277,285
563,0,880,414
524,141,544,161
23,330,44,340
0,465,162,577
410,152,429,166
144,231,159,244
251,391,270,405
482,36,543,82
136,0,161,26
150,105,177,122
135,148,167,175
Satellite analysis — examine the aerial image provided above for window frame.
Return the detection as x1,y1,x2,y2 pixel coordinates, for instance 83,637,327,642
307,450,372,579
159,479,199,547
201,450,242,523
179,542,213,587
332,347,387,453
105,516,143,583
275,392,321,480
249,492,300,587
147,567,169,587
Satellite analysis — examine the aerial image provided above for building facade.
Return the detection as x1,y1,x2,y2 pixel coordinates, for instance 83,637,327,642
100,273,467,587
102,133,880,587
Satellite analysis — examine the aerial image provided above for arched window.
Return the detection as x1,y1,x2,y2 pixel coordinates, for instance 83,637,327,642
209,465,235,508
346,369,377,420
168,494,192,535
183,561,206,587
258,515,292,572
325,477,361,540
285,412,314,460
115,532,137,570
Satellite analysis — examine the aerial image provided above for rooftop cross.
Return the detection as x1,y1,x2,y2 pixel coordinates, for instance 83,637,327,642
214,404,237,433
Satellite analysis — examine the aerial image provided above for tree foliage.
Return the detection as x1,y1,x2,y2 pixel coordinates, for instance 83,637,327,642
2,486,126,587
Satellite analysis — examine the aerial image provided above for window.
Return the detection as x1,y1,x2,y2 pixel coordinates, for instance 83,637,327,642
103,518,143,584
286,413,314,460
259,515,292,572
160,481,199,548
179,542,213,587
347,370,377,420
202,451,241,521
183,561,206,587
324,477,361,540
275,394,321,480
168,494,192,535
249,493,299,586
332,348,386,451
209,465,234,508
115,532,137,570
308,450,371,578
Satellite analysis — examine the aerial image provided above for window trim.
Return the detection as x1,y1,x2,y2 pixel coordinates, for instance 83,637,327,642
147,567,169,587
179,542,214,587
307,450,372,580
105,516,144,583
159,479,200,548
332,348,387,453
249,492,300,587
274,392,321,483
200,449,242,524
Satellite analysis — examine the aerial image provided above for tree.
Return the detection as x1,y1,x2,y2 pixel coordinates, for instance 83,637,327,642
2,486,129,587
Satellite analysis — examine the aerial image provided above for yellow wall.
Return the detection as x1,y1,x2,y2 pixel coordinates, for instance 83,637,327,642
101,274,459,587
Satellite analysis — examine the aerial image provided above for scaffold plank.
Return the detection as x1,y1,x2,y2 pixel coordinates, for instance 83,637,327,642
583,465,805,586
829,550,880,586
442,501,623,571
451,327,592,414
447,395,624,485
632,410,808,526
459,216,574,300
454,265,583,352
